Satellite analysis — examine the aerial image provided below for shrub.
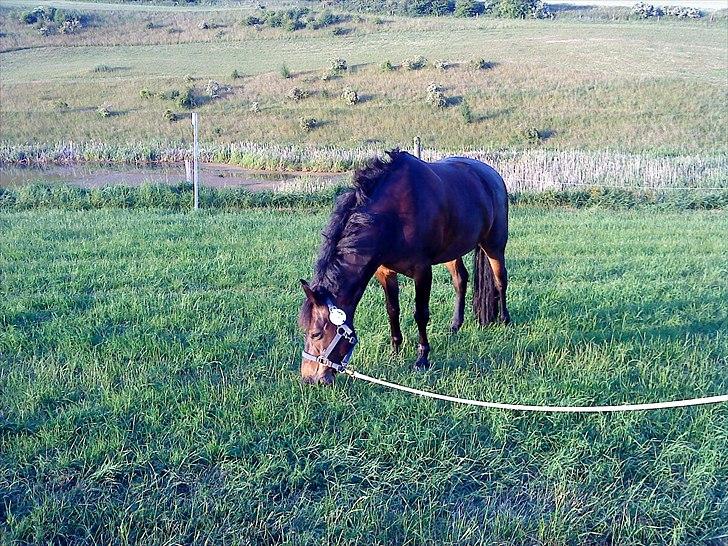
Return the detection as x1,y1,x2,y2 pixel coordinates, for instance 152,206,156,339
280,64,292,79
434,59,450,70
407,0,454,16
92,64,115,73
177,88,195,109
331,27,348,35
496,0,550,18
184,74,195,84
299,117,317,131
250,101,260,112
206,80,221,99
139,88,153,99
288,87,309,101
523,127,543,145
244,15,263,25
455,0,485,17
473,58,493,70
404,56,427,70
341,87,359,105
145,20,156,29
330,58,348,73
97,106,111,118
59,18,81,34
213,127,223,136
426,84,447,108
231,69,240,79
53,100,69,110
197,20,209,29
380,60,395,71
163,109,176,122
459,99,474,123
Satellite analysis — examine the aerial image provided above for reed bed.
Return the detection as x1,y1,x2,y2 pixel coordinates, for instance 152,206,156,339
3,142,726,192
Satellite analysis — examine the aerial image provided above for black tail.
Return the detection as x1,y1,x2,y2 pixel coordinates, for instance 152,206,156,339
472,246,497,326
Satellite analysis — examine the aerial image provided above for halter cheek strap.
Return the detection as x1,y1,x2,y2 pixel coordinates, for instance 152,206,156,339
301,301,358,372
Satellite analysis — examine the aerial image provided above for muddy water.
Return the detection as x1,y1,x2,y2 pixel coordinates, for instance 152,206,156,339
0,163,345,191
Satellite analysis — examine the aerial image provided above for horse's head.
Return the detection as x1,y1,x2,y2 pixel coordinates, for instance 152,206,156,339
298,280,358,385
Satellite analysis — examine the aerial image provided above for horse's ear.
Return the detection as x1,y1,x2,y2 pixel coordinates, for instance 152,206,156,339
300,279,319,303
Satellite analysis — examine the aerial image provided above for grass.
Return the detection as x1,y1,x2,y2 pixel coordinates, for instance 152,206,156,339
1,9,726,157
1,206,727,544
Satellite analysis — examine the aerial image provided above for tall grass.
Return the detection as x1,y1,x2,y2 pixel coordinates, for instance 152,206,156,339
2,182,727,211
3,142,726,191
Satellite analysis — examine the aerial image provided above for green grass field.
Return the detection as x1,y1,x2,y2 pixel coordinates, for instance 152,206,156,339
1,3,727,157
2,206,727,544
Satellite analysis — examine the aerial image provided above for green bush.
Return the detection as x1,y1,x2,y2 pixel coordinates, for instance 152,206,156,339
454,0,486,17
177,88,195,109
330,58,348,73
341,87,359,105
299,117,318,131
163,109,176,123
96,106,111,118
380,60,395,71
231,69,240,80
459,99,474,123
404,56,428,70
496,0,549,18
244,15,263,26
288,87,309,101
280,64,292,79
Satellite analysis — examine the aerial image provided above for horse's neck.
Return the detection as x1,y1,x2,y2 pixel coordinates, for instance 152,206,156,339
329,257,379,315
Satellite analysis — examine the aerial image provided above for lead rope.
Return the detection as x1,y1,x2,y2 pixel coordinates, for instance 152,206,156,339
343,369,728,413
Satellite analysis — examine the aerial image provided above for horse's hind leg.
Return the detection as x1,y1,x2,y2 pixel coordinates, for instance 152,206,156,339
375,266,403,353
445,258,468,333
483,247,511,324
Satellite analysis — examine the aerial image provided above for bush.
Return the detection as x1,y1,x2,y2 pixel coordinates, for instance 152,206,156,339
331,27,348,35
231,69,240,80
459,99,474,123
299,117,318,131
244,15,263,25
473,58,493,70
163,109,176,122
97,106,111,118
434,59,450,70
288,87,309,101
341,87,359,105
53,100,69,110
426,84,447,108
407,0,454,16
523,127,543,145
380,60,395,71
454,0,485,17
280,64,292,79
206,80,221,99
330,58,348,73
404,56,427,70
496,0,550,18
177,88,195,109
139,88,153,99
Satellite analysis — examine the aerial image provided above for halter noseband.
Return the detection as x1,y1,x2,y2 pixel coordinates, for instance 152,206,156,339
301,299,358,373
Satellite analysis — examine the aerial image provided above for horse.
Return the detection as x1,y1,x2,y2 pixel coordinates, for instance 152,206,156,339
298,149,510,385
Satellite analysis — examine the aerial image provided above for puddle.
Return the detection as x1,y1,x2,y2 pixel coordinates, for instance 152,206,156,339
0,162,345,191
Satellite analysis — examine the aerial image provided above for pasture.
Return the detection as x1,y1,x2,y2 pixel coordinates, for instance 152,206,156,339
1,206,727,544
1,4,727,158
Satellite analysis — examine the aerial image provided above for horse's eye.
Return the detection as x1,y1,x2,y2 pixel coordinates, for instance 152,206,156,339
311,332,323,340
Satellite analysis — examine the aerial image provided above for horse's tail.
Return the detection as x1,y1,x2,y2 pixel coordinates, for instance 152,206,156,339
472,246,498,326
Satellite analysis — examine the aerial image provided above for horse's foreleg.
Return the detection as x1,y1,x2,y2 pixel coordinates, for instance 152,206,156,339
375,266,402,353
445,258,469,333
413,266,432,371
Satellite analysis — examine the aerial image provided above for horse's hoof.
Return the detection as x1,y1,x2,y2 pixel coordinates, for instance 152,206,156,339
413,359,431,372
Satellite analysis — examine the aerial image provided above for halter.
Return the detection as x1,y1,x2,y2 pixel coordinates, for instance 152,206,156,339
301,299,358,373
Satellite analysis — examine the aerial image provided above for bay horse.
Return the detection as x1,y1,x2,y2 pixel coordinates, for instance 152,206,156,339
299,149,510,385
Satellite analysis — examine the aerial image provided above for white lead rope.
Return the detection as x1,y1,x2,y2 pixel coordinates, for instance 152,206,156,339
345,369,728,413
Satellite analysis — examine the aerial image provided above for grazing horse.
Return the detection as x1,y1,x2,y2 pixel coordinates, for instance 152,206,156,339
299,149,510,385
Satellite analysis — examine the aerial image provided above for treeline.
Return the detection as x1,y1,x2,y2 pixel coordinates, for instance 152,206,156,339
329,0,549,18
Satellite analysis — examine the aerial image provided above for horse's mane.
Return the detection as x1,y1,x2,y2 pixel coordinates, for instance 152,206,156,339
311,149,406,296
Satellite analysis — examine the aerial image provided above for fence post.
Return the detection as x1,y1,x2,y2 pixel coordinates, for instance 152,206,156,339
191,112,200,210
413,136,421,159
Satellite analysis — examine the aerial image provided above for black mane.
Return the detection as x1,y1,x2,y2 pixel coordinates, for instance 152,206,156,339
311,149,406,295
